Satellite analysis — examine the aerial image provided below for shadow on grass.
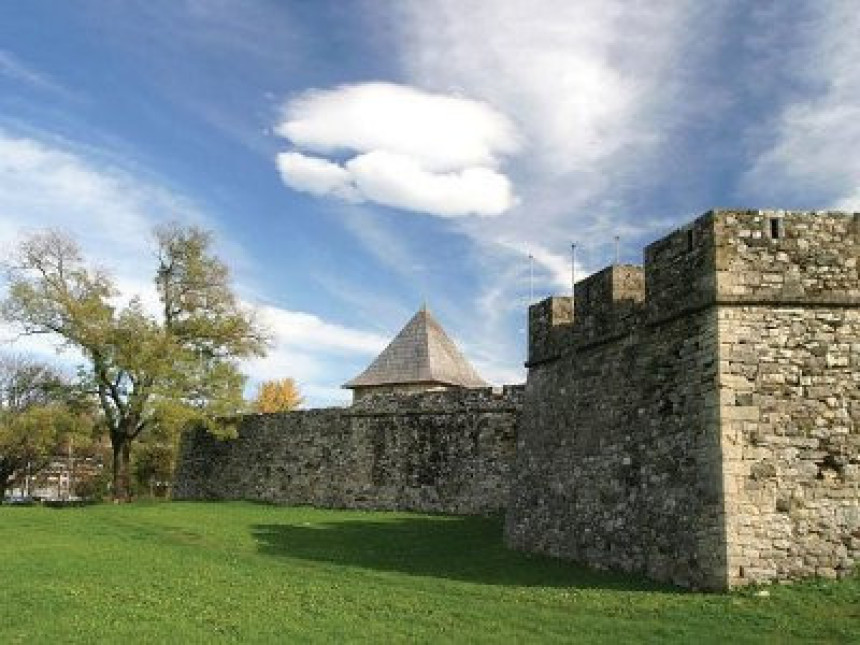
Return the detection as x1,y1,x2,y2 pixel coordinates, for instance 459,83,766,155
251,514,678,592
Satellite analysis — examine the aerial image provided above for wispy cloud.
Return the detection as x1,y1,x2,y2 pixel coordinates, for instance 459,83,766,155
311,274,413,334
336,203,428,280
258,306,387,356
244,305,388,405
380,0,723,295
0,129,387,405
0,50,69,96
76,1,308,156
362,0,716,372
0,130,195,269
395,0,701,196
740,2,860,211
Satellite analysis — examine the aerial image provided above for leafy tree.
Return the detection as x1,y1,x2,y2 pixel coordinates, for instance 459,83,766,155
1,226,268,501
253,378,304,413
131,412,179,498
71,435,112,501
0,354,64,409
132,442,175,498
0,355,86,501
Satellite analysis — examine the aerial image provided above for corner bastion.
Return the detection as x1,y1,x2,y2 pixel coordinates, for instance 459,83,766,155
506,209,859,590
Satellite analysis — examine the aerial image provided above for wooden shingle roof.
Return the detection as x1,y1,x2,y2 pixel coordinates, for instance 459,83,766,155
344,306,487,390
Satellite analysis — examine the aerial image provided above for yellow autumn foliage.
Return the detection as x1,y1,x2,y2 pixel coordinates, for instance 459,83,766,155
254,378,304,413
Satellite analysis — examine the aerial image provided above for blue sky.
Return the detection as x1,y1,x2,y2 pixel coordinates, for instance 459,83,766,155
1,1,858,405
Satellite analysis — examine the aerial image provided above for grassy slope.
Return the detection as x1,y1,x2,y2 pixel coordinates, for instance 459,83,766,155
0,502,857,644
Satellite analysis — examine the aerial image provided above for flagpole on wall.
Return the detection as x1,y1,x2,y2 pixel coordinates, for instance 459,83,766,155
528,253,534,303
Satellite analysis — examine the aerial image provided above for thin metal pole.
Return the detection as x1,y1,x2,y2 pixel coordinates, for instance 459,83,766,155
67,439,74,501
570,244,577,348
614,235,620,265
528,253,534,303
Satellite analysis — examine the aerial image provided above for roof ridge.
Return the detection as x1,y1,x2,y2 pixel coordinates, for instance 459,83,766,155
421,307,431,377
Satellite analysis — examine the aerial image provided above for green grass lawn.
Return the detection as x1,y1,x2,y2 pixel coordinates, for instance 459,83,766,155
0,502,857,643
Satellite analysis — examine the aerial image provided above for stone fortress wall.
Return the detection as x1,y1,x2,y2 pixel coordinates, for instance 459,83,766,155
173,209,858,591
506,210,859,590
173,386,522,515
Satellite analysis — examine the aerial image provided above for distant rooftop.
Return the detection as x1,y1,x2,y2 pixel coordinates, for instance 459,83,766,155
344,306,488,390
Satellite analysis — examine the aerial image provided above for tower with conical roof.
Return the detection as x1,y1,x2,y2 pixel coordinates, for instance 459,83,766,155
344,305,488,402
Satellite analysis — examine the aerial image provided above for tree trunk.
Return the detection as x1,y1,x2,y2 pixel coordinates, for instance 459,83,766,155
0,465,15,504
111,436,133,502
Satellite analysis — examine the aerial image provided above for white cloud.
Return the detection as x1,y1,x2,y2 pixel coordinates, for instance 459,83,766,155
277,82,518,171
244,305,389,405
278,150,513,217
834,190,860,212
472,358,525,388
301,385,351,408
348,151,514,217
275,82,519,217
0,321,85,369
258,306,387,356
491,238,576,291
276,151,359,201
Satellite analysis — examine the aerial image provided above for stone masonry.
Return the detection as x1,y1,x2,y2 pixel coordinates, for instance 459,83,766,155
173,208,858,591
173,386,521,515
505,209,859,590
